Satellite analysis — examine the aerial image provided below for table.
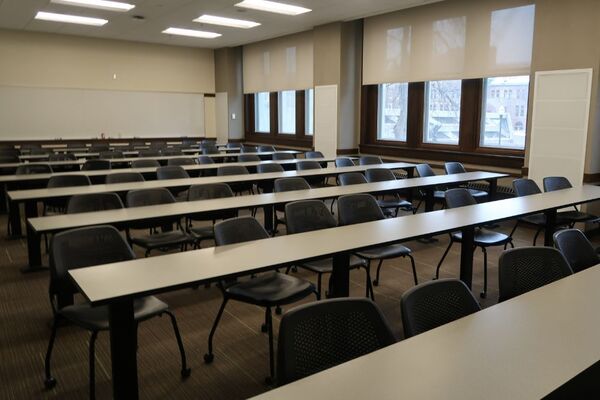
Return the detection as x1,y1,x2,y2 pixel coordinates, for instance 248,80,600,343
67,185,600,399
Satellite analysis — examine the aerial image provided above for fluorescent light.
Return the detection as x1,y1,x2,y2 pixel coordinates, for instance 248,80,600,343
162,27,221,39
235,0,311,15
193,14,260,29
34,11,108,26
50,0,135,12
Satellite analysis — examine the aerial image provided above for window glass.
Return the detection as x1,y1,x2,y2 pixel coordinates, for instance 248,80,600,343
377,83,408,141
423,80,462,145
278,90,296,134
255,92,270,133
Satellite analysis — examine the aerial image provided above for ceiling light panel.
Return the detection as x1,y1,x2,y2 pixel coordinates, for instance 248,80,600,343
193,14,260,29
34,11,108,26
162,27,221,39
50,0,135,12
235,0,311,16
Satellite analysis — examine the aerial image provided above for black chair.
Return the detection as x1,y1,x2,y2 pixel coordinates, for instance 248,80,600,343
305,151,324,159
202,146,220,155
217,165,254,195
225,142,238,149
81,159,111,171
125,188,194,256
138,149,161,157
365,168,415,216
296,160,326,187
67,192,124,214
256,163,284,193
272,152,294,161
186,183,237,247
162,148,183,156
414,164,446,210
335,157,355,167
16,163,52,175
89,144,109,152
358,155,382,165
149,141,167,149
498,247,573,302
197,155,215,164
400,279,481,338
204,216,317,383
131,159,160,168
444,162,488,201
258,145,275,152
238,154,261,162
543,176,597,224
337,194,418,298
99,151,123,159
44,226,190,399
435,188,512,298
157,166,190,198
285,200,369,296
338,172,367,186
105,172,144,184
49,153,76,161
0,154,19,163
276,298,395,386
45,175,91,214
553,229,600,273
241,145,258,153
168,157,196,166
273,177,311,232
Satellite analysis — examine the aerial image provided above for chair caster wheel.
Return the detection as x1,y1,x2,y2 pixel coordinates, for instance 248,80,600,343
181,368,192,378
261,323,268,333
480,292,487,299
372,280,379,287
275,306,282,315
44,377,57,389
203,353,214,364
264,376,274,385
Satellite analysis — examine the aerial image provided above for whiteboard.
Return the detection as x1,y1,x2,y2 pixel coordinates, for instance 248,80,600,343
0,85,205,140
528,69,593,186
314,85,338,158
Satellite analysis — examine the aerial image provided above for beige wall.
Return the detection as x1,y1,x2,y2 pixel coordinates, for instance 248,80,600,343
0,29,215,93
215,47,244,139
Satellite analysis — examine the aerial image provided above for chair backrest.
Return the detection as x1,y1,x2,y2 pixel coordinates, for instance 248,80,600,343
0,148,20,157
512,178,541,197
444,162,466,174
241,145,258,153
138,149,161,157
202,146,220,155
272,152,294,161
365,168,395,182
444,188,477,209
49,225,134,307
150,141,167,149
285,200,337,234
338,172,367,186
337,193,385,225
543,176,572,192
217,165,249,176
305,151,324,159
90,144,109,152
415,163,435,177
188,183,234,201
49,153,76,161
67,192,124,214
99,151,124,159
105,172,144,184
296,160,321,171
276,298,395,385
156,165,189,180
214,216,269,246
30,149,51,155
498,247,573,302
168,157,196,166
131,159,160,168
400,279,481,338
67,142,84,148
274,177,310,192
238,154,261,162
126,187,176,207
0,155,19,163
47,174,91,188
358,155,382,165
335,157,355,167
258,145,275,152
16,163,52,175
161,148,183,156
226,142,238,149
257,163,284,173
197,155,215,164
553,229,600,273
82,159,111,171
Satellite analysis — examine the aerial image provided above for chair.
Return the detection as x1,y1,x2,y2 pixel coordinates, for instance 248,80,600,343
162,148,183,156
444,162,488,201
44,226,189,399
48,153,76,161
285,200,369,297
553,229,600,273
81,159,111,171
204,216,318,382
157,166,190,198
105,172,144,184
138,149,161,157
226,142,238,149
16,164,52,175
338,172,367,186
400,279,481,338
217,165,254,195
258,145,275,152
498,247,573,302
335,157,355,167
358,155,382,165
45,175,91,214
543,176,597,224
414,164,446,210
168,157,196,166
256,163,284,193
296,160,326,187
238,154,261,162
131,159,160,168
0,154,19,163
149,141,167,149
241,145,258,153
67,193,124,214
273,177,311,232
125,188,194,256
201,145,220,155
99,151,123,159
337,194,418,298
435,188,513,298
89,144,109,152
272,152,294,161
305,151,324,159
365,168,415,216
197,155,215,164
186,183,237,247
276,298,395,386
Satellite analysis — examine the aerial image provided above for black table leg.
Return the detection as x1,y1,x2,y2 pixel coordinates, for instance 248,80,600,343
109,299,139,400
264,205,274,234
424,188,435,212
0,183,7,214
544,208,557,246
21,200,47,273
488,179,498,201
405,168,414,202
329,252,350,298
8,200,22,237
459,226,475,289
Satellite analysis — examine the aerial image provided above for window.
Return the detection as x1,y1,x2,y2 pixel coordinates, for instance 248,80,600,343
305,88,314,135
377,82,409,141
278,90,296,134
255,92,270,133
480,75,529,149
423,80,462,145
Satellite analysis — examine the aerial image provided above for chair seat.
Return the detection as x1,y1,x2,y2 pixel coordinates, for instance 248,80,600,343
356,243,411,260
225,271,315,306
433,190,446,199
59,296,167,331
130,231,193,249
377,199,413,210
558,210,597,223
299,255,367,273
451,229,511,246
468,188,488,198
189,225,214,240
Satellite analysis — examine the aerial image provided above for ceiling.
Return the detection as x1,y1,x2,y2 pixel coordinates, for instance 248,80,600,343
0,0,441,48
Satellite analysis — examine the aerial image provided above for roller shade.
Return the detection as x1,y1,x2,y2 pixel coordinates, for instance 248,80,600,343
363,0,535,85
243,30,313,93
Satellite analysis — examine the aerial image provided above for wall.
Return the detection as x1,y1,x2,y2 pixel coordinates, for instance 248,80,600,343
214,47,244,140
